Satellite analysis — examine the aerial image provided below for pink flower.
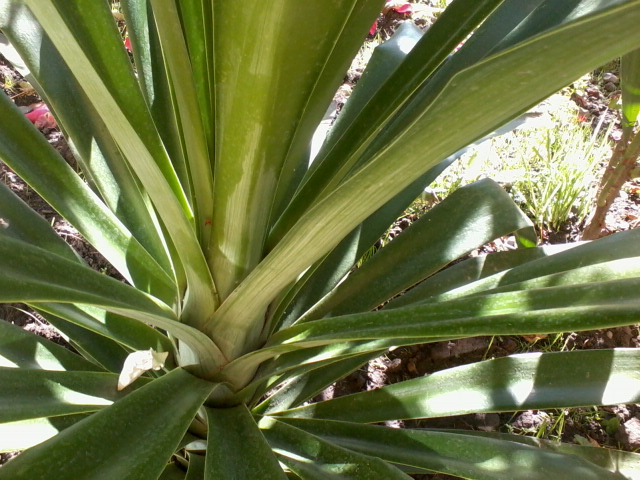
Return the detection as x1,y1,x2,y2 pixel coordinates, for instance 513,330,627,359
24,102,57,130
370,1,413,35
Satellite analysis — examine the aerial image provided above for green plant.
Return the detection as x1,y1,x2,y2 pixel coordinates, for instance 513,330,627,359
1,1,640,479
509,117,610,233
428,96,613,233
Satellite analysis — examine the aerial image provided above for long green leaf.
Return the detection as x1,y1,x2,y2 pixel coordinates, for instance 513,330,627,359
397,228,640,307
210,1,640,359
386,243,576,309
35,307,131,373
278,418,628,480
175,0,215,158
269,0,387,224
299,178,535,321
262,417,411,479
205,405,287,480
622,47,640,127
0,368,214,480
159,463,187,480
10,0,219,325
0,414,88,452
0,181,78,263
183,452,205,480
266,23,430,333
268,275,640,351
276,349,640,422
253,351,379,414
38,303,173,351
0,82,176,303
0,320,97,371
207,0,383,305
437,430,640,480
270,0,504,242
0,367,146,422
150,0,213,246
34,304,175,373
122,0,191,218
0,236,227,375
0,6,175,281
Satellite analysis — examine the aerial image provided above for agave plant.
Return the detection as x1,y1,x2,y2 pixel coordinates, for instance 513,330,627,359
1,0,640,478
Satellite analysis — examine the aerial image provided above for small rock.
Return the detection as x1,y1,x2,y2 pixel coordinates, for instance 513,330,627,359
585,86,601,98
398,218,411,230
385,357,403,374
406,358,419,375
602,72,619,84
617,416,640,449
571,91,588,107
511,410,550,431
604,82,618,92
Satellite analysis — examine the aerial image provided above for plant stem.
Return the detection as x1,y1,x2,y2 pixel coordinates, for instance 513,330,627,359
582,128,640,240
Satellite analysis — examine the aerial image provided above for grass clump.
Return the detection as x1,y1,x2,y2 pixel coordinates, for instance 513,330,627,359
428,94,614,236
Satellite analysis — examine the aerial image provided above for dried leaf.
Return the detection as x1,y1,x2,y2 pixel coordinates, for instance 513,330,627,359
117,349,169,391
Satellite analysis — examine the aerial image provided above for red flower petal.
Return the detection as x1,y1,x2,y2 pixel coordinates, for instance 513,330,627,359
25,103,50,123
393,4,413,14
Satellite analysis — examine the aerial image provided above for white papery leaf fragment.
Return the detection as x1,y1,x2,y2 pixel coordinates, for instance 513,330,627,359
117,349,169,391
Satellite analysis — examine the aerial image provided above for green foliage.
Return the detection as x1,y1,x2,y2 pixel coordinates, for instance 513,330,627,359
1,1,640,478
430,96,613,233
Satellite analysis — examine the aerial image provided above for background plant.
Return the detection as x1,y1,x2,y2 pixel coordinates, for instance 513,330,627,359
1,1,640,479
428,95,613,234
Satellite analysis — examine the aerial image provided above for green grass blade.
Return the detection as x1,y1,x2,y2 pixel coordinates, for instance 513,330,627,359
278,418,627,480
0,368,214,480
277,349,640,422
204,405,287,480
